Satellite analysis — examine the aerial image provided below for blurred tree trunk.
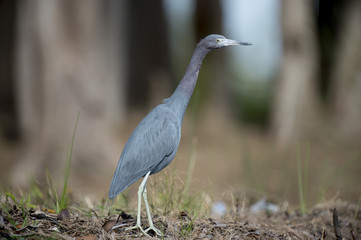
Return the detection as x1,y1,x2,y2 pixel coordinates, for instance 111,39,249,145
194,0,224,115
272,0,320,147
330,0,361,139
316,0,348,101
13,0,126,188
127,0,170,110
0,0,18,140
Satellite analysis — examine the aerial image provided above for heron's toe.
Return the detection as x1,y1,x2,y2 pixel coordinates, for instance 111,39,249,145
145,225,163,237
125,224,151,237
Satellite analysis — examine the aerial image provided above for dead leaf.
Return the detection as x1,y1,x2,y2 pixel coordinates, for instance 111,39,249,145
42,208,57,214
102,219,117,232
57,209,71,220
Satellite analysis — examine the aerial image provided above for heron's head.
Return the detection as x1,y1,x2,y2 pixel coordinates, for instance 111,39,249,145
200,34,252,50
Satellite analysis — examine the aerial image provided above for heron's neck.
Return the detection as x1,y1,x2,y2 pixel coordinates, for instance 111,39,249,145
178,45,210,95
166,45,210,118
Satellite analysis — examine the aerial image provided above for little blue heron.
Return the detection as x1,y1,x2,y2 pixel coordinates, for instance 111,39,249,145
109,34,251,236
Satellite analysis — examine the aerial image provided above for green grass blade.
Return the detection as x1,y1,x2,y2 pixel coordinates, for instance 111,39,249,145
60,111,80,211
6,192,18,206
297,147,306,215
4,209,16,227
183,136,197,197
46,168,59,212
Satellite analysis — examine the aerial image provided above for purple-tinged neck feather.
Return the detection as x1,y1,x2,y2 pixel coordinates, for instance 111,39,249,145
164,44,211,120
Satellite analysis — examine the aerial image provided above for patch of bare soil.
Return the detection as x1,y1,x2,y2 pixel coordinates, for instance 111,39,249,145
1,200,360,239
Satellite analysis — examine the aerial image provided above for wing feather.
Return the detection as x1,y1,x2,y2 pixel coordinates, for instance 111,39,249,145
109,105,180,199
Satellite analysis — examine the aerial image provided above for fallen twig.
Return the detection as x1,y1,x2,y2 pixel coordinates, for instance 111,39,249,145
333,208,343,240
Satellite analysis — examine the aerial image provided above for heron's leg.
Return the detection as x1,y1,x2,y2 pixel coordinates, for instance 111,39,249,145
143,185,163,236
125,172,151,237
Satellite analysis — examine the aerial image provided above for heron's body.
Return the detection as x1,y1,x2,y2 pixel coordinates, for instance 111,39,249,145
109,104,181,197
108,34,251,236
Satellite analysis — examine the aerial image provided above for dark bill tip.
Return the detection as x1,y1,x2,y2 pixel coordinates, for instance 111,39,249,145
239,41,252,46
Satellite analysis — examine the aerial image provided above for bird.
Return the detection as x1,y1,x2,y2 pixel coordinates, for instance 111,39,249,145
109,34,251,236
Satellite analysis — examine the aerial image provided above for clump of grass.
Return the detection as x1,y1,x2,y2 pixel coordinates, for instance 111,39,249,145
61,111,80,211
148,168,209,225
46,168,60,212
3,112,80,214
2,192,38,230
180,217,195,238
297,145,309,215
154,169,177,216
318,154,360,203
182,136,198,198
0,112,81,240
45,112,80,213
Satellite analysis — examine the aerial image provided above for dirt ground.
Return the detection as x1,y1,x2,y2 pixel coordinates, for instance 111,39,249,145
1,198,360,240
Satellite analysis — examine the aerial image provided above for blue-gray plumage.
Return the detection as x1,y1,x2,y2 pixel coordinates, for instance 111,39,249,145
109,34,251,236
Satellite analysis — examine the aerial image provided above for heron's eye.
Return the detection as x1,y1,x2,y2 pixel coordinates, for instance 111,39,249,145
216,39,221,43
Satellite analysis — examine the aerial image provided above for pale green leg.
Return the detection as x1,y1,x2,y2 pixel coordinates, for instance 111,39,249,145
125,171,163,237
143,186,163,236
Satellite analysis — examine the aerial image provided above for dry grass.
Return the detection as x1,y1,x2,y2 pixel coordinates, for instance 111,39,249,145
1,195,360,239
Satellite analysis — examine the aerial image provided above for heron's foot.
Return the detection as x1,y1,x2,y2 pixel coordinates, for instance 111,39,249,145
144,224,163,237
125,224,151,237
